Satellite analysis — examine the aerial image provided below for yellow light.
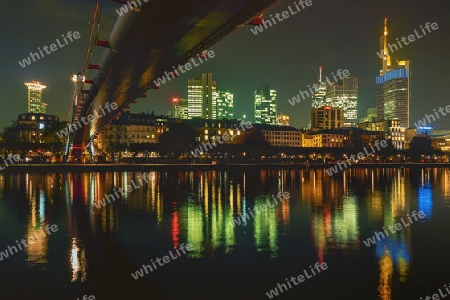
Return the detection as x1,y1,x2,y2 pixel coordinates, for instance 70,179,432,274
25,81,47,91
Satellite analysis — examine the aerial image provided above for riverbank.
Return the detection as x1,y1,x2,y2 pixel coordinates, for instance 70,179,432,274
0,162,449,173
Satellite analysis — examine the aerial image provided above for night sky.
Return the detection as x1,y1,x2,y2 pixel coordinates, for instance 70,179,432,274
1,0,449,131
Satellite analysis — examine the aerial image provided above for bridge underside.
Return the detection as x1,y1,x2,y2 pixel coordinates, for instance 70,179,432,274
72,0,279,152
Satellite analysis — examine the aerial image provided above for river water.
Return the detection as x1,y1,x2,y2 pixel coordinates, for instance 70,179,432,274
0,167,449,300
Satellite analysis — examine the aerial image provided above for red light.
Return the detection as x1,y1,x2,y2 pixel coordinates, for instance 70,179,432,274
173,98,178,102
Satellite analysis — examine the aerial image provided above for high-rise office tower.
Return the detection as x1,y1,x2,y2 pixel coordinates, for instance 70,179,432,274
312,66,328,109
25,80,47,114
342,77,358,127
188,73,217,119
173,98,189,119
276,112,290,126
311,106,344,130
254,84,277,125
216,90,234,119
376,18,411,128
323,77,358,127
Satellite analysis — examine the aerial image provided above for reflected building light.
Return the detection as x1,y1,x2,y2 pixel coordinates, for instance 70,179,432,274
330,195,360,250
225,185,236,253
224,209,236,253
243,172,246,195
443,170,450,209
311,209,326,263
124,172,128,199
210,176,218,250
280,197,290,233
90,173,96,212
372,169,375,190
375,233,410,283
369,190,383,224
343,170,346,192
418,185,433,221
156,179,162,223
229,185,234,214
278,170,283,191
200,173,204,204
39,189,45,224
253,197,278,258
25,175,50,263
378,249,393,300
390,170,406,217
187,197,204,258
31,191,37,229
171,204,180,249
204,175,209,219
70,238,87,282
241,196,248,226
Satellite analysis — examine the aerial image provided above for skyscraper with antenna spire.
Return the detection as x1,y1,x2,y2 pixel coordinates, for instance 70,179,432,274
311,66,327,109
312,66,359,127
380,18,392,75
376,18,411,129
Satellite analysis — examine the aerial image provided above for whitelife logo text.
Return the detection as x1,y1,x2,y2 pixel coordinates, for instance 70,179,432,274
18,31,81,68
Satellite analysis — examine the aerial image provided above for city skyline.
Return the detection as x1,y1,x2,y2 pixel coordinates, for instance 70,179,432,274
1,0,449,132
2,1,450,299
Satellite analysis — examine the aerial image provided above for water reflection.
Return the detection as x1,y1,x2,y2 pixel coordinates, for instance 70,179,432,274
70,238,87,282
418,169,433,220
254,196,278,257
1,167,447,299
378,249,394,300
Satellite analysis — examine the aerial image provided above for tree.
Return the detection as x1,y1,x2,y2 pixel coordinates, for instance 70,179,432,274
408,136,433,162
158,123,196,158
243,129,270,146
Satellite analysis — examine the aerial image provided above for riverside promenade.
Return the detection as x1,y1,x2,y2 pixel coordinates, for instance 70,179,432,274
1,162,449,173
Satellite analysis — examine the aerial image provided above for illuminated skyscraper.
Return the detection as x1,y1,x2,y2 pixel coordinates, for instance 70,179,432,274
276,112,290,126
323,77,359,127
25,80,47,114
376,18,411,128
342,77,358,127
312,66,328,109
216,90,234,119
173,98,189,119
311,106,344,129
254,84,277,125
188,73,217,119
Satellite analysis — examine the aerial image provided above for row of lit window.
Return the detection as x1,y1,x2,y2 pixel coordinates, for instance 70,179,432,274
204,129,240,135
272,142,301,145
263,131,300,135
27,115,55,121
204,123,240,128
267,136,300,140
109,134,155,139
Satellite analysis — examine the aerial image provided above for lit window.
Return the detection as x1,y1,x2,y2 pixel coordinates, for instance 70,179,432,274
229,131,233,135
31,116,35,120
147,135,150,138
151,134,155,139
40,116,44,120
205,129,208,134
205,135,208,140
